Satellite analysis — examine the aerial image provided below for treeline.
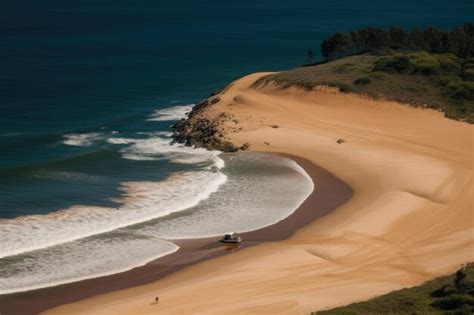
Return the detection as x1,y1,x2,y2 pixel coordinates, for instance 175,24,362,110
321,23,474,60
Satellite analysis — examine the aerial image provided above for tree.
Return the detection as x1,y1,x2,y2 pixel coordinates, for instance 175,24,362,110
423,26,445,52
321,32,354,60
306,49,314,64
389,26,408,49
319,23,473,61
408,27,429,50
350,31,362,53
463,22,474,37
447,27,469,57
455,269,466,293
365,27,390,50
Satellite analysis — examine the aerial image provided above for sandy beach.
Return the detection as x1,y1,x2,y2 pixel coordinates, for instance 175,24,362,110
40,72,474,314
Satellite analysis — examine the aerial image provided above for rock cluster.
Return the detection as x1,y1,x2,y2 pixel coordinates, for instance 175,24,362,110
171,96,241,152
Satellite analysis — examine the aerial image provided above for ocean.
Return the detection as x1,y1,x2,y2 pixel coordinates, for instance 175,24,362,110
0,0,472,294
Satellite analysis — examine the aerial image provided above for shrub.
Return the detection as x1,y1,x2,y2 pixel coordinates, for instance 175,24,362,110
462,58,474,67
411,53,440,75
461,62,474,81
431,294,474,310
438,54,461,72
431,284,454,298
446,82,474,100
462,68,474,81
373,52,441,75
338,83,353,93
373,55,412,73
370,71,389,79
437,75,462,87
354,77,371,85
456,270,468,292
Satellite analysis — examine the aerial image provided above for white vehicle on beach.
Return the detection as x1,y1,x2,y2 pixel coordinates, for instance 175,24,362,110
219,232,242,244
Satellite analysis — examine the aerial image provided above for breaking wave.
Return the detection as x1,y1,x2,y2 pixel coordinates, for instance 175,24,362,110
147,104,194,121
63,132,104,147
0,169,226,259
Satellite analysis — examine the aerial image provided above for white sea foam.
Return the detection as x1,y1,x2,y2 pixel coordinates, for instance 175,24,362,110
108,134,224,167
138,154,314,239
0,170,227,259
63,133,103,147
106,137,137,145
147,104,194,121
0,236,178,295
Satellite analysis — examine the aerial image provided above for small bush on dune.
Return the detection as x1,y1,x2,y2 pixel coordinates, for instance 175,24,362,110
431,284,455,298
334,63,354,73
373,52,442,75
412,55,440,75
462,67,474,81
437,75,462,87
461,61,474,81
461,58,474,68
446,81,474,100
338,83,353,93
369,71,388,79
438,54,461,72
430,294,474,311
354,77,371,85
373,54,412,73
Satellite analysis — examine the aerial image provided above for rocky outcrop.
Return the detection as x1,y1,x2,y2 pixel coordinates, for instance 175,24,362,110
171,96,240,152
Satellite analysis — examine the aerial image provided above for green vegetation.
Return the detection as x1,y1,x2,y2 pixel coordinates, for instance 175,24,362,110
252,51,474,123
253,23,473,122
320,24,473,61
312,264,474,315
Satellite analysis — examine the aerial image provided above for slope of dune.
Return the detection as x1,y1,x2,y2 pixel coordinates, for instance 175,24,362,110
45,72,473,315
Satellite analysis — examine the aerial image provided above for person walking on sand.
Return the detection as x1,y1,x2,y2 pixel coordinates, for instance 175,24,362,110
154,296,159,304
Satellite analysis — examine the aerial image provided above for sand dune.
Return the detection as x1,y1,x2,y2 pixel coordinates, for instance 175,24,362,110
45,72,473,314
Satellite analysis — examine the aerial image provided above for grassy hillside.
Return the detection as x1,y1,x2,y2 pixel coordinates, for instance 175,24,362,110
313,264,474,315
253,51,474,123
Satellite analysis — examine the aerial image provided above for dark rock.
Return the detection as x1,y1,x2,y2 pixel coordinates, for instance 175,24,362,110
210,97,220,105
171,96,242,152
220,141,238,152
210,89,223,97
336,138,346,144
264,141,270,145
241,143,250,150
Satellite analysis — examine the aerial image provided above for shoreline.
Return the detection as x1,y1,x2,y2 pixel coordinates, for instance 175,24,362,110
0,153,352,315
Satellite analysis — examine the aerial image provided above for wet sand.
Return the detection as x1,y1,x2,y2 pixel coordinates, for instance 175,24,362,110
0,154,352,315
